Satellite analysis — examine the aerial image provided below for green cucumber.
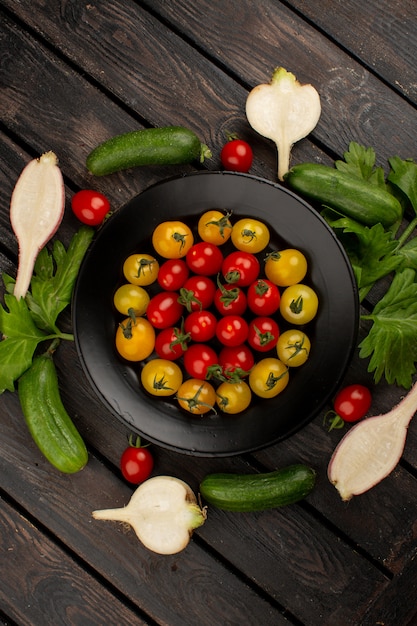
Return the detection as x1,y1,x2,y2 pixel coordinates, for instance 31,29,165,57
86,125,211,175
18,352,88,473
284,163,402,228
199,464,316,511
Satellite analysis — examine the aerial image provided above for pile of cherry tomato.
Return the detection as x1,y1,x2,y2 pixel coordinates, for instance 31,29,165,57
112,210,319,415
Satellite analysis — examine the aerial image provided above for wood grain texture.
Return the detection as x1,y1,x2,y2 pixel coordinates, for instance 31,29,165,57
0,1,417,624
287,0,417,105
0,499,148,626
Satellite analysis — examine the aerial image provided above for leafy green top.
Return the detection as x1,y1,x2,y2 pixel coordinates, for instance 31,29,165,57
0,226,94,393
323,142,417,388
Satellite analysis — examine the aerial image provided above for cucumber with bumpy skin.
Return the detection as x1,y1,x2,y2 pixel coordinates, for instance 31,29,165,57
199,464,316,511
86,126,212,175
284,163,403,228
18,350,88,473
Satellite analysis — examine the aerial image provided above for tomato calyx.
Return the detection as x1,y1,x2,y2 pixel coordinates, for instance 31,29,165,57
172,231,189,253
119,314,136,339
216,274,240,305
205,363,226,382
323,411,345,432
253,279,270,296
178,287,202,312
224,269,241,284
264,250,281,262
253,324,274,347
176,383,217,414
127,434,150,449
135,257,158,279
205,213,233,238
240,228,257,243
265,368,288,391
169,321,191,352
223,367,251,383
286,336,309,363
290,295,304,315
151,372,176,392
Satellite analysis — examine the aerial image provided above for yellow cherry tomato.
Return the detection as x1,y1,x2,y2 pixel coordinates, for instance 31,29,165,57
276,329,311,367
264,249,308,287
141,359,183,396
249,358,289,398
216,380,252,414
152,221,194,258
123,253,159,286
231,218,270,253
197,210,233,245
280,284,319,325
176,379,216,414
113,284,150,316
115,316,155,361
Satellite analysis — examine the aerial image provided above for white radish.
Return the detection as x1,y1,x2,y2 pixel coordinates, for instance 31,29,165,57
92,476,207,555
246,67,321,181
10,151,65,299
328,382,417,501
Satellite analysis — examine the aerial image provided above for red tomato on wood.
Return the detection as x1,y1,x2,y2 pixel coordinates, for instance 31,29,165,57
71,189,110,226
120,437,154,484
334,384,372,422
220,138,253,173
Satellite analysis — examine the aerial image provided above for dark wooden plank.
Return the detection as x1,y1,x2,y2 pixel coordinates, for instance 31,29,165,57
196,502,389,625
357,550,417,626
255,387,417,577
2,3,417,625
0,499,148,626
143,0,417,164
287,0,417,105
0,0,329,185
0,392,290,625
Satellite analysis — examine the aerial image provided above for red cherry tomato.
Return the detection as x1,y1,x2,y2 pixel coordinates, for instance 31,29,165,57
184,310,217,342
247,279,281,316
71,189,110,226
183,343,219,379
214,282,247,316
120,436,154,484
222,251,260,287
157,259,189,291
179,276,216,311
219,344,255,377
334,384,372,423
154,325,190,360
216,315,249,347
248,317,280,352
220,138,253,173
146,291,184,329
186,241,224,276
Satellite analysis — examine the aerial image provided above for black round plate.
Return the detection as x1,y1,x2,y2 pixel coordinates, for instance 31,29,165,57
73,171,359,456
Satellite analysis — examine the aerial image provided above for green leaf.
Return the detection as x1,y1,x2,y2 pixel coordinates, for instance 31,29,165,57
388,157,417,215
0,294,48,393
322,210,401,297
26,226,94,332
359,269,417,388
397,237,417,271
335,141,386,188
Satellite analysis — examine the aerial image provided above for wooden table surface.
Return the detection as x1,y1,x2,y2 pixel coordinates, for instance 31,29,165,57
1,2,417,625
